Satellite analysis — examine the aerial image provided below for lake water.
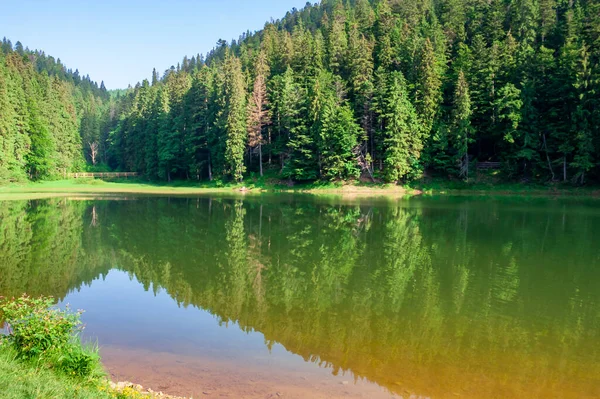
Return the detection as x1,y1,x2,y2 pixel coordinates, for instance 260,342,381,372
1,194,599,398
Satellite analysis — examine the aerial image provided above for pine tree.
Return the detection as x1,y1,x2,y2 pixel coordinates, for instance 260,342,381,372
26,102,55,179
327,2,348,77
279,68,313,180
311,71,361,180
375,71,421,182
223,54,247,182
451,70,474,179
347,22,374,163
183,66,215,180
355,0,375,34
374,0,395,70
156,86,176,181
414,38,443,139
151,68,159,86
571,42,595,184
495,83,523,151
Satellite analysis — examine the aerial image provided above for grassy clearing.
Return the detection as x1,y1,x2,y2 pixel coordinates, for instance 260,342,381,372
407,176,600,197
1,171,598,200
0,178,242,196
0,176,412,200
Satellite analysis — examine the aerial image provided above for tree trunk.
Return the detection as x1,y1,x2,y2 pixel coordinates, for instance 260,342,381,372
563,156,567,182
268,127,272,165
465,135,469,183
542,134,555,181
259,143,263,177
370,131,375,172
208,154,213,181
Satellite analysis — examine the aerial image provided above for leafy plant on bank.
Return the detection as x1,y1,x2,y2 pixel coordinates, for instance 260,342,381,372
0,295,101,379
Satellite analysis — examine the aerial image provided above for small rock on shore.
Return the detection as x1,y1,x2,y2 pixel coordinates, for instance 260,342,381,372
109,381,191,399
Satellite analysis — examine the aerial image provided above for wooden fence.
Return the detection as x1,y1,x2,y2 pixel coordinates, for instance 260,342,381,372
67,172,138,179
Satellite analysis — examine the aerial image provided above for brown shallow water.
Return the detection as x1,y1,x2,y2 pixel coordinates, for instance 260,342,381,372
102,346,401,399
100,345,599,399
1,195,599,398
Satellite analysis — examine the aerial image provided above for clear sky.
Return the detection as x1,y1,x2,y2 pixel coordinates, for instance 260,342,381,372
0,0,313,89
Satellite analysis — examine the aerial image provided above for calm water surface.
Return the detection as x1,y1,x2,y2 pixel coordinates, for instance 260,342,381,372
1,194,599,398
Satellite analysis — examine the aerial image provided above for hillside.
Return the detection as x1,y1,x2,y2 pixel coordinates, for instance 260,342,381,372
2,0,600,185
0,38,110,181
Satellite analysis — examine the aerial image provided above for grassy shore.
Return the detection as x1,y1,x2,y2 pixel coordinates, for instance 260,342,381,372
0,346,115,399
0,177,413,199
1,176,598,200
407,178,600,197
0,295,186,399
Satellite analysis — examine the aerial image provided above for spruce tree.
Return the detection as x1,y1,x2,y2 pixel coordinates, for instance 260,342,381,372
414,38,443,139
451,70,474,179
327,2,348,77
223,54,247,182
375,71,421,182
312,71,361,180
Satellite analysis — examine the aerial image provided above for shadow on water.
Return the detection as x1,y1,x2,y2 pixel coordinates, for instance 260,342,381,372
0,195,599,398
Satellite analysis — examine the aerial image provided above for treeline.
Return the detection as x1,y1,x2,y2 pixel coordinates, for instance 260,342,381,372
107,0,600,184
0,38,110,181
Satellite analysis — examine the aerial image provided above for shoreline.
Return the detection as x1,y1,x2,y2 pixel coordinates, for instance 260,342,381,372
1,179,599,200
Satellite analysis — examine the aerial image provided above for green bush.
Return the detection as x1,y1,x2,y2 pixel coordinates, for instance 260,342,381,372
84,163,112,173
55,343,101,378
0,295,102,379
0,168,28,185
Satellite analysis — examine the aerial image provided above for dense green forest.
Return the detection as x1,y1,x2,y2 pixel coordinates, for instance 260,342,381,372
0,39,111,181
2,0,600,184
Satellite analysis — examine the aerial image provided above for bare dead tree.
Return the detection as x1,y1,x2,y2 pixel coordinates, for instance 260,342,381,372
247,50,271,177
354,143,375,182
89,141,99,165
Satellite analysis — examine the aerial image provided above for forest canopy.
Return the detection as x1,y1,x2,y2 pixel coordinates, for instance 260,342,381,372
1,0,599,184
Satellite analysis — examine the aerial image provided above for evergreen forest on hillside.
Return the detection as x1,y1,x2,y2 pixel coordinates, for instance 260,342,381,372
1,0,599,184
0,40,110,181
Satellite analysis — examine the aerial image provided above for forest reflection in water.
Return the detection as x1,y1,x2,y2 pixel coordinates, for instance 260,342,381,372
0,194,599,398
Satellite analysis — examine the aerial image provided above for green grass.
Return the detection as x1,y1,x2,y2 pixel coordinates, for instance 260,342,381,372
1,171,598,200
0,345,116,399
407,176,600,197
0,178,245,199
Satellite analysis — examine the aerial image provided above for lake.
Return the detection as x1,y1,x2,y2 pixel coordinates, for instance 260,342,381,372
0,194,599,398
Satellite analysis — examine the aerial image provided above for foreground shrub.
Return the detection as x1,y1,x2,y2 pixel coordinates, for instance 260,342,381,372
0,295,101,379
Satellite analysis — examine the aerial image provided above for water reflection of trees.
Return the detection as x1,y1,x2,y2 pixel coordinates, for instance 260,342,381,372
0,197,599,398
0,199,111,299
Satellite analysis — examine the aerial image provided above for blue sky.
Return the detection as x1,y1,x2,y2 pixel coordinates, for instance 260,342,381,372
1,0,313,89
